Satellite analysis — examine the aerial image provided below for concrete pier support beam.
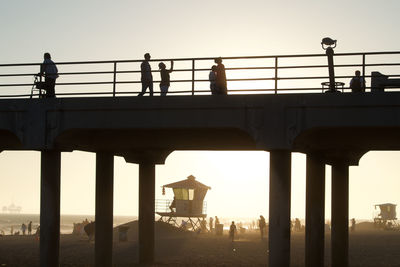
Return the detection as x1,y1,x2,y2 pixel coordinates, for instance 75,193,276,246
268,150,291,267
138,162,156,264
121,150,171,265
95,152,114,267
40,150,61,267
331,161,349,267
305,153,325,267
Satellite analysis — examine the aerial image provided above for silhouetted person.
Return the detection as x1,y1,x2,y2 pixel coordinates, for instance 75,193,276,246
28,221,32,235
351,218,356,232
39,52,58,98
350,70,366,93
21,223,26,235
169,197,176,212
294,218,301,232
215,58,227,95
215,216,220,225
159,60,173,96
229,221,237,242
259,215,266,239
209,216,214,232
138,53,153,96
209,65,218,95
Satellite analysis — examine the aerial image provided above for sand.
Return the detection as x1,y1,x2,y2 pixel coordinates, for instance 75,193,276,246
0,221,400,266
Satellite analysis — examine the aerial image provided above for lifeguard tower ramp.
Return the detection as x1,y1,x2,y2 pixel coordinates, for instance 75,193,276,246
156,175,210,231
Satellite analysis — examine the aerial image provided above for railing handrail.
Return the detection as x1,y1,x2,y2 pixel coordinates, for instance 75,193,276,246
1,50,400,67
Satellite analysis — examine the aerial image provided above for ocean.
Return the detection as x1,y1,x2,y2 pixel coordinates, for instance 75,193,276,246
0,214,137,235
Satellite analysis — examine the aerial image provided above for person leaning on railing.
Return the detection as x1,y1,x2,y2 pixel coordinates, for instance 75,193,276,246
39,52,59,98
349,70,366,93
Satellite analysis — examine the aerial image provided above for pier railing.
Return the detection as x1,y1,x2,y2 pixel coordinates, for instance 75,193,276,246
1,51,400,98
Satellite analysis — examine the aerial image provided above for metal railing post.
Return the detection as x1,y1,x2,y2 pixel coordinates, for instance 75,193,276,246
274,57,278,94
192,59,195,95
362,54,366,81
113,62,117,97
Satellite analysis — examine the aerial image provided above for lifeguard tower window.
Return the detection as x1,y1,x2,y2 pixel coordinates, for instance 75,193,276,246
173,188,194,200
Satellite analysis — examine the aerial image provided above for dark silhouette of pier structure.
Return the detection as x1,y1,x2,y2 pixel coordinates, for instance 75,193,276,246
2,51,400,266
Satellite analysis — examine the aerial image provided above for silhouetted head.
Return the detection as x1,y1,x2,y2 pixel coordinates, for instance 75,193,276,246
144,53,151,61
211,65,217,71
232,221,235,224
355,70,361,77
214,58,222,64
44,53,51,60
158,62,166,69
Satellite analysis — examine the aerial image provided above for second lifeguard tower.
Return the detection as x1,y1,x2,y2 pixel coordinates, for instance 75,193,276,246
156,175,211,231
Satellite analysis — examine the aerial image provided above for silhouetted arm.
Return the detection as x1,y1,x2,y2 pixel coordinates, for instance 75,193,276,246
169,60,174,72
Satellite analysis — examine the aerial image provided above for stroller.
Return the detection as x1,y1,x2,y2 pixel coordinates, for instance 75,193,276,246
30,74,46,98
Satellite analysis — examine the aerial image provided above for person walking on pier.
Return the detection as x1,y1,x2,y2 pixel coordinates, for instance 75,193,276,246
215,58,227,95
138,53,153,96
159,60,173,96
39,52,58,98
350,70,366,93
209,65,218,95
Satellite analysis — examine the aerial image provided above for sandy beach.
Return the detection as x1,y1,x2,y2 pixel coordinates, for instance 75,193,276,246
0,221,400,266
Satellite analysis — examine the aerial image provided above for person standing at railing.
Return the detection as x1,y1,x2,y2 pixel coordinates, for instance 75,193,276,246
159,60,174,96
39,52,59,98
138,53,153,96
215,58,227,95
209,65,218,95
350,70,366,93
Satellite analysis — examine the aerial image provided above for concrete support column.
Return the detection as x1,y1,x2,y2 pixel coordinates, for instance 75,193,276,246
331,161,349,267
305,153,325,267
95,152,114,267
139,162,156,265
269,150,291,267
40,150,61,267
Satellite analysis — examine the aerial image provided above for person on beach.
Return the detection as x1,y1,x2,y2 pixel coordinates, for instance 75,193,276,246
28,221,32,235
209,65,218,95
39,52,59,98
21,223,27,235
259,215,266,240
138,53,153,96
229,221,237,242
351,218,356,232
215,216,220,225
159,60,173,96
214,58,227,95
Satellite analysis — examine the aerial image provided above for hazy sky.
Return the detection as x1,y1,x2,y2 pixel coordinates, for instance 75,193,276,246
1,0,400,221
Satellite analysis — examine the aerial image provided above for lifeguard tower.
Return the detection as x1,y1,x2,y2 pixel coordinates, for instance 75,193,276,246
373,203,398,229
156,175,211,231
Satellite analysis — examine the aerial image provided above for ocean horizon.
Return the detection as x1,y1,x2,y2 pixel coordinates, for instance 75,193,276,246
0,213,137,235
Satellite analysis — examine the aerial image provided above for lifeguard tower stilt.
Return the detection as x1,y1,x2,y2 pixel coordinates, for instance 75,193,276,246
156,175,211,231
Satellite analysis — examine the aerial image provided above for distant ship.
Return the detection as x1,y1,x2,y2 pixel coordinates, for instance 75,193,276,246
2,203,22,214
